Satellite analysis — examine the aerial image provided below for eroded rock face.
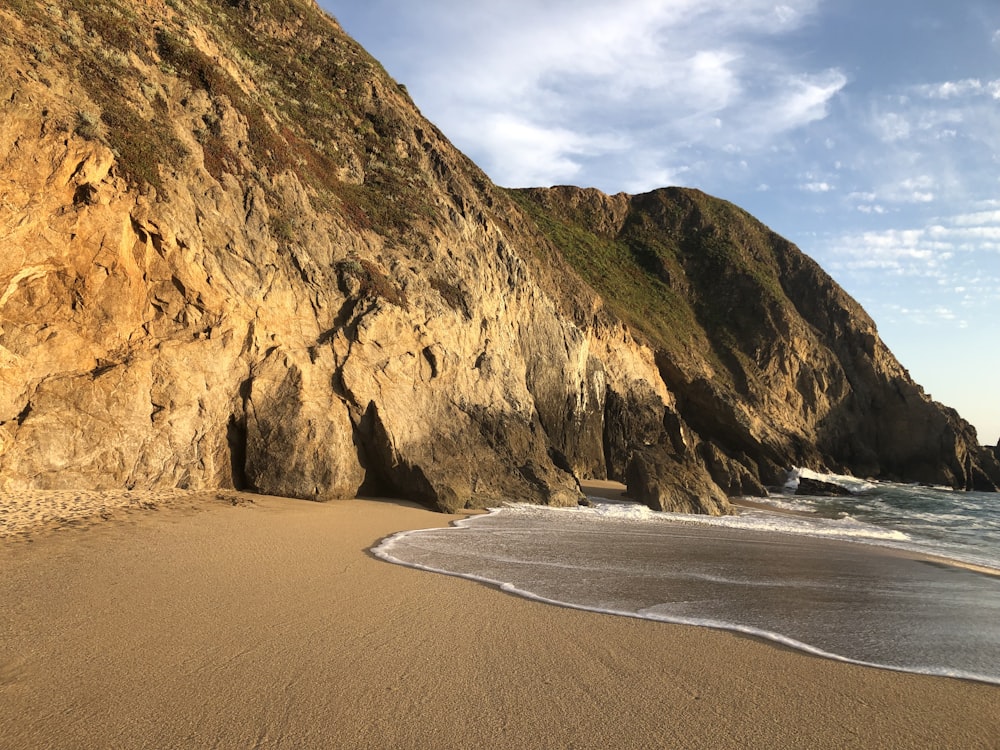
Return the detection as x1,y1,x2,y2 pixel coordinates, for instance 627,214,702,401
512,186,1000,495
0,0,994,516
244,347,364,500
0,0,595,511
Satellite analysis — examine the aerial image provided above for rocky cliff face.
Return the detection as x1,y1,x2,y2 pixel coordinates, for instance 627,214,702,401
1,0,995,516
510,186,1000,492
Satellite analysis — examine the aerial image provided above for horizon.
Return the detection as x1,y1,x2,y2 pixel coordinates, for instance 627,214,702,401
325,0,1000,445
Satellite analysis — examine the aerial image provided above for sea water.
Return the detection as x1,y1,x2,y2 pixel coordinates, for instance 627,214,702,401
373,469,1000,685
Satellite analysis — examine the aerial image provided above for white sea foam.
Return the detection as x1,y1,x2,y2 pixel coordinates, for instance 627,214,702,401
745,495,819,513
669,507,912,541
490,499,914,543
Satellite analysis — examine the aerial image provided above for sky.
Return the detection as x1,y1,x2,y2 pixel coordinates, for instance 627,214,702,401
323,0,1000,445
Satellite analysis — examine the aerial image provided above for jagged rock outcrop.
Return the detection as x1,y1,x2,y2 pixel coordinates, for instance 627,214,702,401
0,0,995,519
795,477,855,497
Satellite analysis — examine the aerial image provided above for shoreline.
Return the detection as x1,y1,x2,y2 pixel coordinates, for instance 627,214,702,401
2,491,998,748
378,497,1000,688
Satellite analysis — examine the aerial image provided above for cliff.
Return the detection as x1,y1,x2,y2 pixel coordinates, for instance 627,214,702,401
1,0,996,516
510,187,1000,492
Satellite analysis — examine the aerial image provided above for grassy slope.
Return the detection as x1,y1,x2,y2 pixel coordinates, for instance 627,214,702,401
505,189,708,359
506,186,806,397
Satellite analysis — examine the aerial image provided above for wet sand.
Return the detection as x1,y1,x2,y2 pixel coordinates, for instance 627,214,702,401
1,492,998,749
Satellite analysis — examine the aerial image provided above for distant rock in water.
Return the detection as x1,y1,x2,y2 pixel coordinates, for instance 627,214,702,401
1,0,997,515
795,477,856,497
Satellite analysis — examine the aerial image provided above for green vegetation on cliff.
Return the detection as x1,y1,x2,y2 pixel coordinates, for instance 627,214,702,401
8,0,433,233
506,188,704,356
507,186,805,396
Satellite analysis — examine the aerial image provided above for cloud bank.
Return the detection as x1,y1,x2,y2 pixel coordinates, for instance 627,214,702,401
349,0,842,190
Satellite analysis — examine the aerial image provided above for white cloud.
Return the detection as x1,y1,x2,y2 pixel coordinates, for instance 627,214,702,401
461,113,627,187
937,226,1000,242
774,4,804,26
337,0,840,189
913,78,1000,100
851,74,1000,225
933,305,957,320
868,176,938,205
902,175,935,190
873,112,911,142
822,205,1000,329
622,165,691,194
763,70,848,131
828,228,941,277
802,181,833,192
951,209,1000,226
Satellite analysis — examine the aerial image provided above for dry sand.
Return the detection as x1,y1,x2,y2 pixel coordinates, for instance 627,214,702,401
1,492,998,749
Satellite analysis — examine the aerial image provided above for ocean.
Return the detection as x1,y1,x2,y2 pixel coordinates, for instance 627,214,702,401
374,469,1000,685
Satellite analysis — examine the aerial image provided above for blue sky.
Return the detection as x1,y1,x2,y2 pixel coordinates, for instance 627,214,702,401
323,0,1000,445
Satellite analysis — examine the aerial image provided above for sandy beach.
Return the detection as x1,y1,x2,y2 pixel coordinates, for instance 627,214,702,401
2,492,999,749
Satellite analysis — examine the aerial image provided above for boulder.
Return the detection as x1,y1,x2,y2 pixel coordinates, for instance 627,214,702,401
795,476,855,497
625,449,731,515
